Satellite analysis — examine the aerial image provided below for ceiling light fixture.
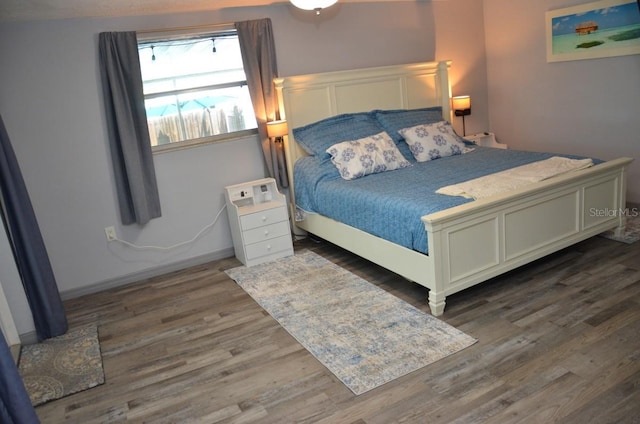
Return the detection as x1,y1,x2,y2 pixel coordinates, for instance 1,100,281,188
290,0,338,15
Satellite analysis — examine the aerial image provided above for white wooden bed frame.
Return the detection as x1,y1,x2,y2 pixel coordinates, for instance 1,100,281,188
274,61,633,316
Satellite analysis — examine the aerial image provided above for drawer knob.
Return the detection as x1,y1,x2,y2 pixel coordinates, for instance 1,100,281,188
264,230,269,236
267,244,272,250
261,216,267,222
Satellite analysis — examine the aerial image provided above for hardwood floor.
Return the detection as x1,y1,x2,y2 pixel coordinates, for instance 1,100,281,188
35,232,640,423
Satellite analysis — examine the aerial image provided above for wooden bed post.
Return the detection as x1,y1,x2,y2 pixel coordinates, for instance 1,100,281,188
438,61,453,124
613,161,630,238
425,226,447,316
274,77,306,237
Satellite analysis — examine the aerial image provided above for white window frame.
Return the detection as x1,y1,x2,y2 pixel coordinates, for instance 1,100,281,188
137,25,257,153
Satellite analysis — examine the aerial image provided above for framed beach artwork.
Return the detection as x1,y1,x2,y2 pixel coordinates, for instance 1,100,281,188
546,0,640,62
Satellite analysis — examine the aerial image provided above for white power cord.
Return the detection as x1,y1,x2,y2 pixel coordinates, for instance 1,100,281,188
109,204,227,251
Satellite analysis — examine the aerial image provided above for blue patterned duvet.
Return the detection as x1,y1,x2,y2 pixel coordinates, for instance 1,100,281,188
294,146,598,254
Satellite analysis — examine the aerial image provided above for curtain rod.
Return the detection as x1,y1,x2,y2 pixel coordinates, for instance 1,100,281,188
136,22,235,35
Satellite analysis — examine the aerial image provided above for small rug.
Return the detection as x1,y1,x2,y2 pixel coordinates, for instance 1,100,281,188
225,250,477,395
599,211,640,244
18,325,105,406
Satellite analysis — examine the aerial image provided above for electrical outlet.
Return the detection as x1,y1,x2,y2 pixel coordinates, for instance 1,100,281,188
104,226,116,242
230,188,252,202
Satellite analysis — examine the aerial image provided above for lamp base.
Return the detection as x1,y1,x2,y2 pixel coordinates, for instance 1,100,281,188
454,109,470,136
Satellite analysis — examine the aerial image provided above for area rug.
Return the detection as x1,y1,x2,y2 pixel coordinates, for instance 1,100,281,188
18,325,105,406
225,250,477,395
599,211,640,244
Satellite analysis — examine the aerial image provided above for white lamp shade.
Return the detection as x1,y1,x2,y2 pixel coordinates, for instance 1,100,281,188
290,0,338,11
452,95,471,110
267,120,289,138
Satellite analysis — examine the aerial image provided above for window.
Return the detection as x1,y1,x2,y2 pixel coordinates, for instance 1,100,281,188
138,29,257,149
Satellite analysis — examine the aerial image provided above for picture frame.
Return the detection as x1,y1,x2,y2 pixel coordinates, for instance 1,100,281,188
546,0,640,62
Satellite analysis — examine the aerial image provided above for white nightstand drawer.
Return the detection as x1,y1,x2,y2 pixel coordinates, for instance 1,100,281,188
226,178,294,267
243,221,290,245
240,206,288,231
245,235,293,261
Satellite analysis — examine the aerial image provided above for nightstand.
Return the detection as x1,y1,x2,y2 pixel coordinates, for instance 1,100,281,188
464,132,508,149
225,178,294,267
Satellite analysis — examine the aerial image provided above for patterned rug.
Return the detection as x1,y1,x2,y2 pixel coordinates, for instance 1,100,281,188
599,211,640,244
225,250,477,395
18,325,105,406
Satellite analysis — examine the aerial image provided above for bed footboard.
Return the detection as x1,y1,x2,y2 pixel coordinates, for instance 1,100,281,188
422,157,632,315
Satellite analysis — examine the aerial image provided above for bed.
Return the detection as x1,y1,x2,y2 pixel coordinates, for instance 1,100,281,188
274,61,633,316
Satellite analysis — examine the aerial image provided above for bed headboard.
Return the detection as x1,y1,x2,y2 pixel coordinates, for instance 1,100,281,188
274,60,453,206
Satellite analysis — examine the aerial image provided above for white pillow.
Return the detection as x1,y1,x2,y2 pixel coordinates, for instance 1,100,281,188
398,121,467,162
326,131,411,180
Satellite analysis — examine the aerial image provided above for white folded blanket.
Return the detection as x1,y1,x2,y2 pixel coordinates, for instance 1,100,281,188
436,156,594,199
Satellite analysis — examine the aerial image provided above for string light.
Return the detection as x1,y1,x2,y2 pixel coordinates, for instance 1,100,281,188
140,33,236,61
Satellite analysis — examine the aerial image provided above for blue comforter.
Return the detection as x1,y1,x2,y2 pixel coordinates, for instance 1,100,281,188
294,146,598,254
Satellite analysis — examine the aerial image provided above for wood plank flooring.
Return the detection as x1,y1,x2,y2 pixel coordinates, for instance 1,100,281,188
35,231,640,423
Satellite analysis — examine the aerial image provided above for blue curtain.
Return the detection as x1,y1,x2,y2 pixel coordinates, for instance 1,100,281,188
98,31,162,225
0,115,67,341
0,332,39,423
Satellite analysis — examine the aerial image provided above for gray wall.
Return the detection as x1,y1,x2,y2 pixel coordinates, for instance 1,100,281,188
0,0,488,337
484,0,640,202
0,217,34,337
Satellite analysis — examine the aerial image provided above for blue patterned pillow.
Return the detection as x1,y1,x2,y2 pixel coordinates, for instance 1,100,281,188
326,131,411,180
292,113,384,159
398,121,467,162
373,107,444,144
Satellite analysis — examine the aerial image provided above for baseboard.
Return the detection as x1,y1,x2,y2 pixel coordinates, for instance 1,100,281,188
19,331,38,346
59,247,235,301
10,343,21,364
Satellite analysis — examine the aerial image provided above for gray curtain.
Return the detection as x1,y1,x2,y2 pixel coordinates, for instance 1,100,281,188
98,32,162,225
235,19,289,188
0,115,67,342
